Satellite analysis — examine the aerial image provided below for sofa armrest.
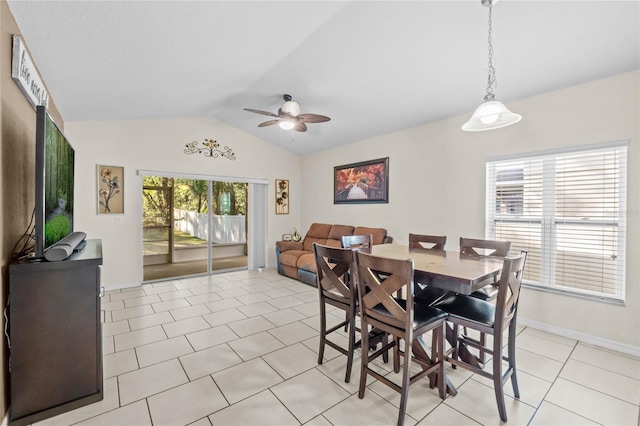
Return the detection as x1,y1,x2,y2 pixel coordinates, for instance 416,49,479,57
383,236,393,244
276,240,303,252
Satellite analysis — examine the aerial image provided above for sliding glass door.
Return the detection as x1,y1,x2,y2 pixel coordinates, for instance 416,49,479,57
142,174,249,282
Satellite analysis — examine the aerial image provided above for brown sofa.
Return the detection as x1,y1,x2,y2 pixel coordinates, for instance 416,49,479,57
275,223,392,286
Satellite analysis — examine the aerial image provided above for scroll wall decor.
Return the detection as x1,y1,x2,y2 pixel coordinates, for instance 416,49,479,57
184,138,236,160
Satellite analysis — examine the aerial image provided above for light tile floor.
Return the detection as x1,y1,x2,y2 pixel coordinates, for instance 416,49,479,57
34,268,639,426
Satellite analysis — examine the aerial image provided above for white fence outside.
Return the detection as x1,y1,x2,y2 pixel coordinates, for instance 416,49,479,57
174,209,246,244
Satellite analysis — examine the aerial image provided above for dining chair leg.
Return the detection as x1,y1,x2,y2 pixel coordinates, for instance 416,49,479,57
493,338,508,422
428,332,437,389
381,332,390,363
451,324,460,363
397,336,413,426
358,323,370,399
317,297,327,365
345,311,356,383
437,323,447,399
508,321,520,398
478,332,487,364
393,337,401,374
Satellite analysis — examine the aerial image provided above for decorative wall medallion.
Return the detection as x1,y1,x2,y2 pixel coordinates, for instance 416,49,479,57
184,139,236,160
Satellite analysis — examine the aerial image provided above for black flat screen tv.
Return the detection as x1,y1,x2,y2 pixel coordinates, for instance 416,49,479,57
34,105,75,259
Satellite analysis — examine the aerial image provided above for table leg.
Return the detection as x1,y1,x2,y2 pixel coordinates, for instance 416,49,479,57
414,336,457,397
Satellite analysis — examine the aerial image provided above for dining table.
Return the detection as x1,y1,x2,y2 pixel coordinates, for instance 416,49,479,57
370,243,504,295
368,243,505,395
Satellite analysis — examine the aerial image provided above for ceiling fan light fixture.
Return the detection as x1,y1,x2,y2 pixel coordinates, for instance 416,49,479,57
245,94,330,133
461,94,521,131
462,0,521,132
278,120,295,130
280,100,300,117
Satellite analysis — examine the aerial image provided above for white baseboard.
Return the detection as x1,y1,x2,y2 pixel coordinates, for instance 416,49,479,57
519,316,640,358
2,409,8,426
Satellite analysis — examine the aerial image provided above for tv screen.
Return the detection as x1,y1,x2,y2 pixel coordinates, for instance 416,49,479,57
34,105,75,258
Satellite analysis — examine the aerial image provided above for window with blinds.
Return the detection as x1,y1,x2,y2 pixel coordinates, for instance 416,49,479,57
486,143,627,301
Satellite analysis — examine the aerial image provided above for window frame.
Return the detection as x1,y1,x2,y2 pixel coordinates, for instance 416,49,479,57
485,141,628,303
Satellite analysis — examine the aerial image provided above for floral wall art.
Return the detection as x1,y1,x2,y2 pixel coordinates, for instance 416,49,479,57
97,165,124,214
275,179,289,214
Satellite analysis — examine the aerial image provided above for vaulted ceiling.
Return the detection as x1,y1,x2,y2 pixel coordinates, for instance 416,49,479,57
8,1,639,155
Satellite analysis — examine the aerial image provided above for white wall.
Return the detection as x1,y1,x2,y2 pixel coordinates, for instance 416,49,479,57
301,70,640,352
67,117,301,288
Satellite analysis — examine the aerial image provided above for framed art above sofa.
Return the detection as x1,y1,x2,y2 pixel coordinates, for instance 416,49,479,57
334,157,389,204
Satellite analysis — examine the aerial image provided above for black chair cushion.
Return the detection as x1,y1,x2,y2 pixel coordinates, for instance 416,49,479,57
469,284,499,301
370,298,447,330
415,285,452,306
434,294,496,328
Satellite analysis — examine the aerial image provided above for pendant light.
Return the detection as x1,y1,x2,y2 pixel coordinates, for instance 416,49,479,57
462,0,521,132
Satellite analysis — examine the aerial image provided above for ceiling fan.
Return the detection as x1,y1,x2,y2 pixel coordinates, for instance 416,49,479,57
244,94,331,132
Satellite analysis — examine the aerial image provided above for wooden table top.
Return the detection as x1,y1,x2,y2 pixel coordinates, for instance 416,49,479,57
370,244,504,294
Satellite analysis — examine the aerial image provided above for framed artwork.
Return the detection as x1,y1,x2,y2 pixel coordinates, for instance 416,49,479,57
282,234,292,241
334,157,389,204
97,165,124,214
275,179,289,214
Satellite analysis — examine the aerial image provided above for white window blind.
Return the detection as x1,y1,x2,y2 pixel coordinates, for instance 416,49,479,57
486,143,627,301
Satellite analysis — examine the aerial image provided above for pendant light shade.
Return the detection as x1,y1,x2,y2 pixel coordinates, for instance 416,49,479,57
461,95,522,132
462,0,521,132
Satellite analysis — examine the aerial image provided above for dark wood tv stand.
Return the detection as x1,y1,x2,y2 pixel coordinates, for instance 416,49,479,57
8,239,103,425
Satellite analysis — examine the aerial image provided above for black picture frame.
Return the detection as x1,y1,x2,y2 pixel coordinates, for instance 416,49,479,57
334,157,389,204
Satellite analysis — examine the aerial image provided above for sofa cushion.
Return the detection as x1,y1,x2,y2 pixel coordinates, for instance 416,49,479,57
297,252,316,273
279,249,309,268
328,224,355,241
276,240,303,252
306,223,333,239
354,226,387,245
303,223,332,251
324,239,342,248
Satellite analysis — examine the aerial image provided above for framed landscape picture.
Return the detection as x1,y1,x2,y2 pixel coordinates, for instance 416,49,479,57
334,157,389,204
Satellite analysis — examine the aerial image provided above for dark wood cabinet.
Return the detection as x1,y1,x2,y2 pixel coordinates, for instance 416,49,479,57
8,239,103,425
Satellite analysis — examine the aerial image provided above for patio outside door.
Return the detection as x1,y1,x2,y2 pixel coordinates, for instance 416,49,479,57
142,175,248,282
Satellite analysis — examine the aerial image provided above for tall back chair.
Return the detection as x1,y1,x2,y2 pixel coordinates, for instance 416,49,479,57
460,237,510,258
460,237,511,301
354,250,448,426
410,234,450,306
313,243,359,383
409,233,447,251
341,234,373,250
434,253,527,422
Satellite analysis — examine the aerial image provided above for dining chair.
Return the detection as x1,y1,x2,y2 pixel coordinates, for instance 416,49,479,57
341,234,373,250
340,233,391,360
354,250,447,426
410,234,451,307
460,237,511,301
409,233,446,251
434,252,527,422
457,237,512,363
313,243,360,383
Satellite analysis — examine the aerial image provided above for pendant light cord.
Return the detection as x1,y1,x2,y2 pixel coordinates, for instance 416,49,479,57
485,0,497,99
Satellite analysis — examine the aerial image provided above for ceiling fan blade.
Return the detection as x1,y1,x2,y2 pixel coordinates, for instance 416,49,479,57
258,119,280,127
298,113,331,123
244,108,278,118
293,122,307,132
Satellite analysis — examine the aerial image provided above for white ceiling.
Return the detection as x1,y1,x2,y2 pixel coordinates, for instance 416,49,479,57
7,1,639,156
